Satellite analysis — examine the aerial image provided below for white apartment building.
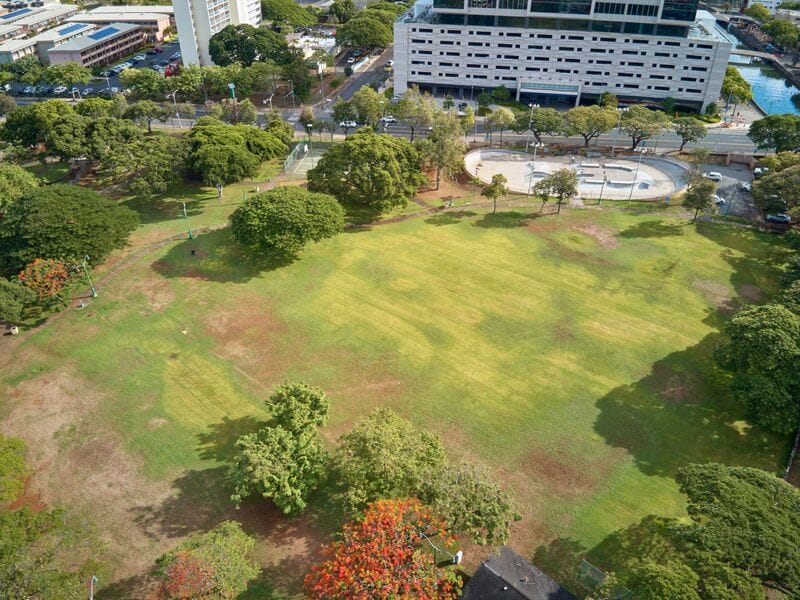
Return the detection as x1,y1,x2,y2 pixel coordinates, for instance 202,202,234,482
172,0,261,66
394,0,730,111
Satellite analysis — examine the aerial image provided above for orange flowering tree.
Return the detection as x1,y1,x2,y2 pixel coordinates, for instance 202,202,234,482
162,551,215,599
304,498,462,600
18,258,72,304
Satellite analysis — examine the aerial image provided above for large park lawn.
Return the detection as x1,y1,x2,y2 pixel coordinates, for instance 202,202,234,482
0,204,792,597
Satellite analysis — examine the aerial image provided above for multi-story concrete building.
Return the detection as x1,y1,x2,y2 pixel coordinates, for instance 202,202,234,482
393,0,730,110
32,21,94,61
65,9,172,42
13,4,78,32
48,22,146,66
172,0,261,66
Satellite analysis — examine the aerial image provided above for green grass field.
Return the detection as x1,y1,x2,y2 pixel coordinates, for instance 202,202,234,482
0,204,793,597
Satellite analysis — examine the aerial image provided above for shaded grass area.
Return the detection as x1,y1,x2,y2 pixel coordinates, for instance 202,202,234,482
23,161,70,183
0,208,794,597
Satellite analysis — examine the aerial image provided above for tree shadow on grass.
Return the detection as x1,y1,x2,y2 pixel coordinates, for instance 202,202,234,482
152,228,295,284
474,211,544,229
196,415,265,462
532,537,589,594
617,219,686,239
122,183,217,226
424,210,478,226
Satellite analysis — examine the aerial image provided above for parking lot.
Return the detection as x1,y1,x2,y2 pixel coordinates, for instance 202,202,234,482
7,39,182,99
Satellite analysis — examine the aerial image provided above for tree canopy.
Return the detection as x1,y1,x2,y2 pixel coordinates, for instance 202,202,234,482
533,168,578,213
748,114,800,152
563,105,618,147
208,24,292,67
0,163,39,211
0,278,36,324
620,105,671,150
261,0,316,26
752,163,800,215
335,12,393,48
0,184,138,275
230,186,344,255
307,128,426,211
674,117,707,151
682,173,716,222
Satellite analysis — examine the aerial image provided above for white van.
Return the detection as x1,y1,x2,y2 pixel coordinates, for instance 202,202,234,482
703,172,723,182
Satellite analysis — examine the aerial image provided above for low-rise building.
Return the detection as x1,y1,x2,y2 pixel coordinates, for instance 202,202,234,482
290,32,339,59
0,23,24,40
0,36,34,62
65,9,171,42
13,4,78,32
47,22,146,67
88,4,173,18
31,21,94,61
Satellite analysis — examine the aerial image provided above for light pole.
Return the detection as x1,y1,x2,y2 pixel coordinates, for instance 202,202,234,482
526,142,544,197
306,122,314,166
525,103,539,153
166,91,181,129
627,145,648,201
598,167,607,205
182,202,193,239
610,107,627,156
82,255,97,298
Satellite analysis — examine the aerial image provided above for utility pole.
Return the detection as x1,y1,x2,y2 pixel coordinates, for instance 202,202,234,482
82,255,97,298
182,202,193,239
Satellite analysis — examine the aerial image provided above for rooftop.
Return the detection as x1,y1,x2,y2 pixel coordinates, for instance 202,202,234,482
31,21,93,41
88,4,173,15
66,11,170,23
14,4,78,25
48,21,140,52
462,547,576,600
0,36,33,51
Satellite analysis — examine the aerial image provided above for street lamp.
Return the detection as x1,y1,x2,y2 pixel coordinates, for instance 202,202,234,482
306,122,314,166
166,91,181,129
525,103,539,153
526,143,544,197
610,107,627,156
82,255,97,298
627,145,649,201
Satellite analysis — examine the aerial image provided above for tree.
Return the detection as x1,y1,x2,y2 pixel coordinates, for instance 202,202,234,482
44,62,90,87
481,173,508,214
461,105,475,133
0,278,36,324
524,107,564,144
661,96,677,114
9,55,44,85
681,173,716,222
282,54,313,101
443,94,455,111
2,99,72,147
676,463,800,594
265,382,330,433
209,24,291,67
533,168,578,214
0,92,15,116
230,186,344,255
156,521,259,599
0,434,27,503
674,117,707,151
351,85,384,128
0,184,138,275
0,163,38,211
330,0,355,22
18,258,72,305
101,133,188,199
715,304,800,434
476,91,492,114
486,107,515,146
120,67,167,100
298,105,314,130
218,98,257,124
721,65,752,114
422,110,466,189
331,97,357,135
599,91,618,108
75,97,125,119
124,100,169,133
628,560,701,600
744,2,770,21
261,0,316,26
752,164,800,215
765,16,800,50
749,114,800,152
564,105,618,147
336,13,392,49
307,128,426,212
395,86,436,141
757,150,800,173
45,112,88,161
779,280,800,314
304,498,462,600
620,105,671,150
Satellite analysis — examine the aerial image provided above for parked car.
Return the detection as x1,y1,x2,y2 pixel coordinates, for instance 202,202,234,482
703,171,722,181
132,54,146,62
151,64,165,72
714,195,725,206
99,69,114,77
21,85,33,95
753,167,769,178
339,120,357,128
458,101,468,111
380,115,397,123
739,181,752,192
82,87,93,96
346,56,355,64
169,52,180,60
386,59,394,67
152,46,164,53
146,48,159,55
52,85,67,95
766,213,791,224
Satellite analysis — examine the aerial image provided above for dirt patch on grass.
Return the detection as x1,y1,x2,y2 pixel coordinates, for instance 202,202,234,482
520,448,599,497
129,276,176,313
737,283,764,304
651,364,699,404
693,279,734,310
572,225,620,249
527,218,567,236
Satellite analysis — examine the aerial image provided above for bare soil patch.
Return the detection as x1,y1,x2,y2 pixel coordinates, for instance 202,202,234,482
522,448,600,497
572,225,620,249
693,279,734,311
736,283,764,304
652,364,699,405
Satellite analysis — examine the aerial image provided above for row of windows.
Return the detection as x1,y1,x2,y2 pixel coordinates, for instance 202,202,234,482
434,0,674,18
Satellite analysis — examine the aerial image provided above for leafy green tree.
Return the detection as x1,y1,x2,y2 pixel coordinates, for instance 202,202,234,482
421,110,466,189
749,114,800,152
564,105,618,147
0,434,27,503
101,133,188,199
335,13,392,48
676,463,800,594
124,100,169,133
443,94,455,111
757,150,800,172
298,105,314,130
264,111,294,145
620,105,672,150
682,173,716,222
262,0,316,25
2,99,72,146
45,112,88,161
533,168,578,214
44,62,90,87
265,382,331,434
331,97,357,135
0,163,38,211
75,97,123,119
0,184,139,274
308,128,425,211
765,17,799,49
283,54,313,101
394,85,437,141
0,93,15,116
744,3,770,20
9,55,44,85
0,279,36,325
120,68,166,100
486,107,515,146
715,304,800,433
721,66,753,114
209,24,291,67
674,117,707,151
351,85,384,128
476,91,493,112
779,280,800,314
218,98,257,124
628,560,701,600
330,0,355,22
481,173,508,214
599,91,618,108
752,164,800,215
155,521,259,599
230,186,344,255
492,84,510,102
520,107,564,144
85,116,143,161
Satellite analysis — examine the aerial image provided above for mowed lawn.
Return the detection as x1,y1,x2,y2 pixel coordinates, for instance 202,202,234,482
0,206,792,596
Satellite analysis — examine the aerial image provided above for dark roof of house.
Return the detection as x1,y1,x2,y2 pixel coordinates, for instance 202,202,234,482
462,546,577,600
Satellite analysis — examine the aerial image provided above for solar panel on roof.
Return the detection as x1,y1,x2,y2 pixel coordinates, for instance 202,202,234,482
0,8,32,19
88,26,119,40
56,23,86,35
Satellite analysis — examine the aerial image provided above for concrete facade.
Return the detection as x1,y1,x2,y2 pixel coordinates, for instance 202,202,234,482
47,22,146,66
31,21,95,62
173,0,261,66
65,11,171,42
393,0,730,111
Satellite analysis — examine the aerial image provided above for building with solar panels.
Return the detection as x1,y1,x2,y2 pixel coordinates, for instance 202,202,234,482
47,22,146,66
31,21,94,61
64,8,172,42
10,4,78,32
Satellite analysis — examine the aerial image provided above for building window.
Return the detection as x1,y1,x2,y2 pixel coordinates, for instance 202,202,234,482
595,2,624,14
661,0,697,21
530,0,590,13
626,3,658,16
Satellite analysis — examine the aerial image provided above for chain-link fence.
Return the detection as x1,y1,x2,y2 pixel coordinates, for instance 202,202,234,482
576,559,633,600
283,141,309,175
